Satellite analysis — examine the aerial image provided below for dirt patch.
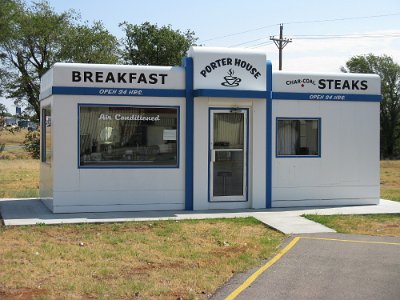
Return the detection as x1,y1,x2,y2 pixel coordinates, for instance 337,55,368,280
0,288,48,300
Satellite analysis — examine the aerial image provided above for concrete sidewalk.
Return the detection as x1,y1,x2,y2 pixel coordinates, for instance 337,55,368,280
1,198,400,234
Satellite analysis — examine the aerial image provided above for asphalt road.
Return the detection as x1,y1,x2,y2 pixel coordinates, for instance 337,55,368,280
212,233,400,300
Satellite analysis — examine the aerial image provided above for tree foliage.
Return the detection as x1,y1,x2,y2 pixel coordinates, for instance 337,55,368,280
59,21,119,64
0,103,7,115
120,21,197,66
0,1,198,121
0,103,6,128
23,129,40,159
0,0,119,119
342,54,400,158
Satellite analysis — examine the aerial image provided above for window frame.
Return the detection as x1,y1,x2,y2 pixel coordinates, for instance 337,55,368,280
275,117,321,158
41,105,52,164
78,104,180,169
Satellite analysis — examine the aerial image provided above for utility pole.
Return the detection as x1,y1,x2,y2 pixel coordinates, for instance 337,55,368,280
270,24,292,70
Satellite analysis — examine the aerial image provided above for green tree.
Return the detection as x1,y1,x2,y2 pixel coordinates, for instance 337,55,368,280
0,0,119,119
342,54,400,158
23,130,40,159
59,21,118,64
0,103,7,116
120,21,197,66
0,102,6,128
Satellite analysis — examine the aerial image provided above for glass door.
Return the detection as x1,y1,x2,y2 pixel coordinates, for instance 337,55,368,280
210,109,247,202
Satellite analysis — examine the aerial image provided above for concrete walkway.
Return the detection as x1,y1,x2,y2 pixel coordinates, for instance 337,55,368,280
1,198,400,234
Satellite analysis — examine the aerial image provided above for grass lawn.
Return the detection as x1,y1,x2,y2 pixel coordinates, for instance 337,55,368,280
380,160,400,202
0,129,26,145
0,160,39,198
0,218,284,299
0,129,31,160
0,129,39,197
304,214,400,237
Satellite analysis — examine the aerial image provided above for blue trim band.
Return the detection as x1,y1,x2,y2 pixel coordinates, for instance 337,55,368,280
184,58,194,210
194,89,266,98
51,86,185,97
272,92,381,102
266,61,272,209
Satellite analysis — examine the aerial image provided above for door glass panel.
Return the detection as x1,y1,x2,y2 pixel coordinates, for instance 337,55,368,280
212,112,245,198
213,150,244,196
213,113,244,149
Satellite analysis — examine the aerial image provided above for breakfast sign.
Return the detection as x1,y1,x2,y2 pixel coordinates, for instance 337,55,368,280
189,47,267,91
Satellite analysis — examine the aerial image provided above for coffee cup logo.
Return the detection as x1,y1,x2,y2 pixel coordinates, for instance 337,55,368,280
221,69,241,87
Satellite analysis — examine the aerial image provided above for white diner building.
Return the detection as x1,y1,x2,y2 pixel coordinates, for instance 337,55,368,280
39,47,381,213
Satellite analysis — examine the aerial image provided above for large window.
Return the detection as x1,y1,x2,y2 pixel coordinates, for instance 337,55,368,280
41,106,52,163
277,118,320,157
79,105,178,167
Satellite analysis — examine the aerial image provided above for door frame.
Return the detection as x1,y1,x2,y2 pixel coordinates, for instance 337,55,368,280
208,107,249,202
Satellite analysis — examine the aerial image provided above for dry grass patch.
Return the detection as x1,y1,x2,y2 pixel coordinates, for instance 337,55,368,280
380,160,400,202
304,214,400,236
0,129,26,145
0,218,284,299
0,159,39,198
0,129,32,159
0,147,31,160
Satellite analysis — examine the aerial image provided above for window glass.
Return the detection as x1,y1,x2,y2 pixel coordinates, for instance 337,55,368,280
79,105,178,167
42,106,52,163
277,119,320,156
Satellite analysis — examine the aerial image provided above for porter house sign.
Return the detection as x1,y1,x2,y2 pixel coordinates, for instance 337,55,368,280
188,46,267,91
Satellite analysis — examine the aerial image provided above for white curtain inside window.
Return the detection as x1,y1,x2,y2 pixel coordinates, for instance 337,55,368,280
213,113,244,149
278,120,299,155
277,119,319,156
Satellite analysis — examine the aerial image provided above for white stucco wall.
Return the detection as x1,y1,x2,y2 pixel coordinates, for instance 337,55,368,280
40,63,186,213
271,72,380,207
39,96,53,211
49,95,186,213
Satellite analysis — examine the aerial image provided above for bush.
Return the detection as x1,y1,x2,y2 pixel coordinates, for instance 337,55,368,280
23,130,40,159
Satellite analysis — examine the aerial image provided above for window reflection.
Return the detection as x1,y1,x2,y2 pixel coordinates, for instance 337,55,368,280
277,119,320,156
79,106,178,167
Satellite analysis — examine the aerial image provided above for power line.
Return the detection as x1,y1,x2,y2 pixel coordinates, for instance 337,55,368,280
247,33,400,49
199,24,278,43
199,12,400,44
284,12,400,25
235,32,400,49
291,33,400,40
229,37,268,48
248,41,274,49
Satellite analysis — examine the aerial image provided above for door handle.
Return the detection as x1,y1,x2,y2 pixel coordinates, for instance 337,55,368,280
211,150,216,162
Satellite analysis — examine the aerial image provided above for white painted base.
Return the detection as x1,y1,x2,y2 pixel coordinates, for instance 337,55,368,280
272,198,380,208
52,203,185,213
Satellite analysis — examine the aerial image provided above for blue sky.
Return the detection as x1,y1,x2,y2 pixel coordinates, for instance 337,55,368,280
2,0,400,112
